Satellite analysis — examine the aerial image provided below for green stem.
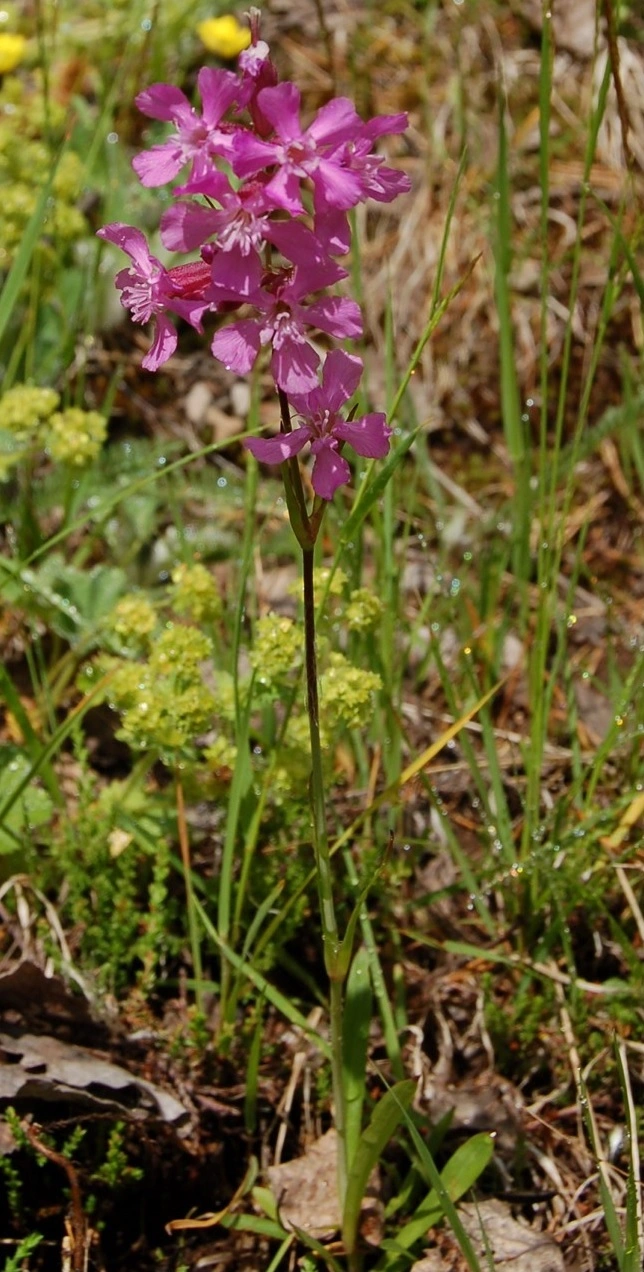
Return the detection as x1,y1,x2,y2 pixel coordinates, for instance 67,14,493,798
176,773,203,1013
275,386,347,1205
302,544,347,1208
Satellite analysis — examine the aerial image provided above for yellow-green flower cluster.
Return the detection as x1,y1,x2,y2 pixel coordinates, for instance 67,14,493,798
210,671,237,723
47,408,107,466
0,386,108,478
321,653,381,730
314,566,347,600
0,384,60,479
171,562,222,623
0,385,60,439
250,613,303,689
346,588,383,632
106,626,215,754
107,594,157,647
149,625,212,677
271,714,333,803
203,734,237,773
288,567,347,605
0,77,88,275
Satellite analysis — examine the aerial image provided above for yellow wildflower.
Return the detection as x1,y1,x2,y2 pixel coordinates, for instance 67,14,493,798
0,33,26,75
196,15,251,59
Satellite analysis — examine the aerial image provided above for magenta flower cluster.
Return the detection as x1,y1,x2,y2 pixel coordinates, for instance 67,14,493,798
98,15,410,499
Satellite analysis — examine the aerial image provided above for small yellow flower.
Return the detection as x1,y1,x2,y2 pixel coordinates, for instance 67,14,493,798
196,15,251,59
0,33,26,75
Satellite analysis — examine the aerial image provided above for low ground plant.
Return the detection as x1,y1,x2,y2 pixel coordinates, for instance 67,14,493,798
0,1,643,1269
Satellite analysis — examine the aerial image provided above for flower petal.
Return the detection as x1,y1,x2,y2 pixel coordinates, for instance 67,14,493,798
211,320,261,374
160,203,220,252
97,223,156,275
313,209,351,256
232,131,277,179
313,159,364,211
135,83,193,125
288,259,347,301
173,168,231,199
142,315,177,370
245,428,311,463
362,111,409,142
265,221,345,274
210,247,262,297
263,167,305,216
271,338,320,395
310,442,351,499
334,413,391,458
321,349,363,412
256,82,302,141
197,66,239,127
307,97,361,146
364,164,412,203
304,296,362,340
133,142,184,187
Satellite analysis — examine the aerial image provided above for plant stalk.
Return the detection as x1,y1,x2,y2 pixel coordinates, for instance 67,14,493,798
276,385,347,1206
301,544,347,1208
176,773,203,1013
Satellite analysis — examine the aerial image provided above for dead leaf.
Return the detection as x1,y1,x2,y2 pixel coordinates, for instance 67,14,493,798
459,1199,564,1272
266,1130,382,1244
267,1130,341,1239
0,961,96,1030
0,1032,188,1126
411,1198,565,1272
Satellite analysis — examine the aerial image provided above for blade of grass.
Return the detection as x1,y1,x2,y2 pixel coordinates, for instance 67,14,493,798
343,945,373,1171
194,898,331,1059
377,1133,494,1268
493,92,530,583
342,1079,416,1255
0,153,61,350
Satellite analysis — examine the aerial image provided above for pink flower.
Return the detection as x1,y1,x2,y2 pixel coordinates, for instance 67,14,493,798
245,350,391,499
132,68,239,187
322,113,411,209
97,223,212,370
232,82,364,215
161,177,270,255
161,176,339,272
211,261,360,395
237,36,278,137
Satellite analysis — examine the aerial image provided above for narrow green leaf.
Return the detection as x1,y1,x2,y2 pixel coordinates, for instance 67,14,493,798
337,851,384,979
579,1074,624,1267
0,673,115,835
340,424,423,548
615,1040,642,1271
244,1000,264,1134
342,1079,416,1254
194,898,331,1059
0,152,60,345
381,1088,490,1272
0,667,61,806
343,946,373,1171
287,1223,345,1272
251,1186,281,1224
380,1133,495,1262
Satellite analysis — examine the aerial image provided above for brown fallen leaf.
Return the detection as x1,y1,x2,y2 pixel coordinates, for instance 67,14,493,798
459,1199,563,1272
267,1129,341,1239
0,1031,188,1126
0,960,95,1029
266,1129,382,1244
